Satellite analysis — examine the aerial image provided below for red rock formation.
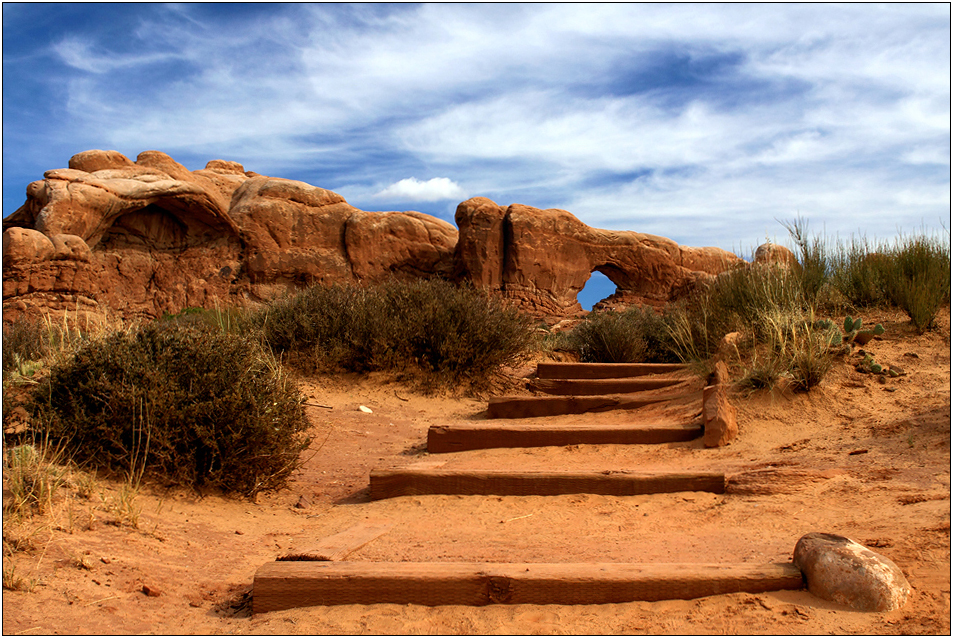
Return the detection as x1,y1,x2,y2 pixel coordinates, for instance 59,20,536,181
452,197,742,317
3,150,457,321
4,151,742,323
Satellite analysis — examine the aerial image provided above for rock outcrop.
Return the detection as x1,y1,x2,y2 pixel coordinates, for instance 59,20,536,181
452,197,742,316
4,150,742,322
753,242,798,268
3,150,457,320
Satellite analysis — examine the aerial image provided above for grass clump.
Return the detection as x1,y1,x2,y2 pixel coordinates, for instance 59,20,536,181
2,318,52,378
250,279,535,388
3,444,66,518
30,322,310,497
667,261,809,362
562,306,680,363
880,234,951,333
159,305,250,334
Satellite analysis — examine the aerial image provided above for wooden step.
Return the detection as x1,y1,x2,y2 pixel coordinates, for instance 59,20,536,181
427,423,702,453
487,390,698,419
368,468,726,500
253,561,803,612
528,377,683,395
537,362,688,379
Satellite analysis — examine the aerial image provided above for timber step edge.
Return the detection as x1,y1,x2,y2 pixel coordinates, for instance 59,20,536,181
536,362,688,379
368,468,726,500
487,391,699,419
428,423,703,453
253,561,804,612
527,377,684,395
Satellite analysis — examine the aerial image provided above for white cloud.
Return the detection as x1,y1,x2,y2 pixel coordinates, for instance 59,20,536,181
374,177,466,202
5,3,949,251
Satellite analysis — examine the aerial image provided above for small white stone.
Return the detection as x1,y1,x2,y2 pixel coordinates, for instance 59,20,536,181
358,405,373,414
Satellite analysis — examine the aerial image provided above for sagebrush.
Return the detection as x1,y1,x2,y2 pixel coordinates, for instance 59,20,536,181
562,306,680,363
30,323,311,497
249,279,536,388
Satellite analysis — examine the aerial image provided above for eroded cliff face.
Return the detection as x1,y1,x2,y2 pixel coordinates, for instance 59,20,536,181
3,150,740,323
3,150,457,321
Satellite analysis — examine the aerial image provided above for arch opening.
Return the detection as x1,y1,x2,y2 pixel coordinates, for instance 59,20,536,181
577,270,618,311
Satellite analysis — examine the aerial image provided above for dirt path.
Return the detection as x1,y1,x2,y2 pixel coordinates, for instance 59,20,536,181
2,308,949,634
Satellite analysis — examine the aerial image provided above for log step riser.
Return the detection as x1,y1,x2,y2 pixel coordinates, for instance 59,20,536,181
427,424,702,453
487,392,699,419
253,561,803,612
528,378,683,395
369,469,726,500
536,362,688,379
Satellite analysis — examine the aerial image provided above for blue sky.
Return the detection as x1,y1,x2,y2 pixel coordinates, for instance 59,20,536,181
3,4,950,301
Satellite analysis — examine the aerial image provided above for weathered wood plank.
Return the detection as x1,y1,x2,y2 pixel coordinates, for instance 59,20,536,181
527,377,683,395
427,423,702,453
536,362,688,379
253,561,803,612
368,468,726,500
277,521,395,562
487,390,699,419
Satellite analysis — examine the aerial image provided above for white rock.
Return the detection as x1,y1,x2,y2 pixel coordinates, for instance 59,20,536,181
793,532,910,611
358,405,373,414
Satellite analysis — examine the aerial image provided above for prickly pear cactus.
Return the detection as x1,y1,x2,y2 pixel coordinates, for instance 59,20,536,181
844,316,854,334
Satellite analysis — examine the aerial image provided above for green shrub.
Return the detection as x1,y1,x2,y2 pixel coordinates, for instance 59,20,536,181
30,323,310,497
828,237,891,309
737,356,785,392
881,234,951,333
787,326,836,392
249,279,535,388
564,306,679,363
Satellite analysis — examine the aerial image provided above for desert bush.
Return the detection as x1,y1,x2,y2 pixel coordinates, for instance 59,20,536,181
250,279,535,387
564,306,679,363
880,234,951,333
788,327,836,392
828,237,891,310
30,323,310,497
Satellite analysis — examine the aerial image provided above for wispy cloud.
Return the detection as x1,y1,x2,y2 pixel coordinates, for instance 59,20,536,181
2,3,949,252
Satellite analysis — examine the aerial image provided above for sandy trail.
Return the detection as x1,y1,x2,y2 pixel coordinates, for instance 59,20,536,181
2,307,949,634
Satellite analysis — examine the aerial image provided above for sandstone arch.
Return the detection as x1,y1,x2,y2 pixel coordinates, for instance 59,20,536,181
4,151,743,323
453,197,743,317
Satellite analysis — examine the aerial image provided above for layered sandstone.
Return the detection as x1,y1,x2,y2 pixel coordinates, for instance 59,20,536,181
452,197,742,316
4,150,741,322
3,150,456,320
